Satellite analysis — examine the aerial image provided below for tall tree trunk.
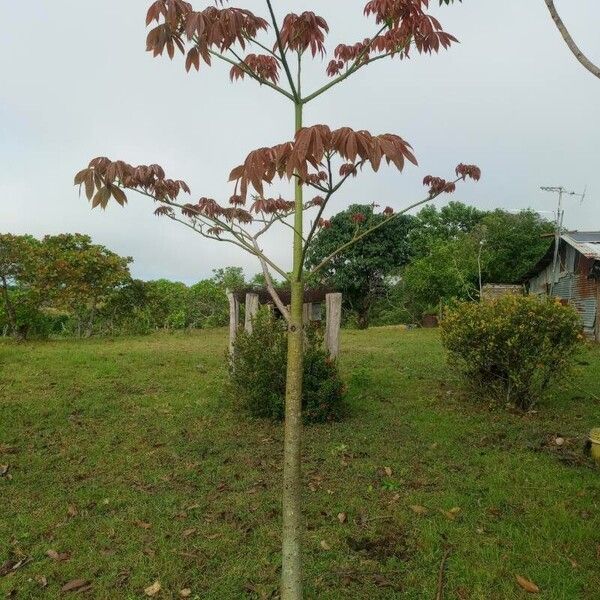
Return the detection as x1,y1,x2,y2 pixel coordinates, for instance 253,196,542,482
0,276,17,336
281,101,304,600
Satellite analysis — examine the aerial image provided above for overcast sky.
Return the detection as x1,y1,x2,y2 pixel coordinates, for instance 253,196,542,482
1,1,599,283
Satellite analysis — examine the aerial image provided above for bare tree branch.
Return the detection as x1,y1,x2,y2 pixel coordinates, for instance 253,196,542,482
543,0,600,79
250,236,291,322
309,179,462,275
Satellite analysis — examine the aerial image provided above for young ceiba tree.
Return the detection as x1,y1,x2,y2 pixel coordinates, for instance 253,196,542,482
75,1,480,596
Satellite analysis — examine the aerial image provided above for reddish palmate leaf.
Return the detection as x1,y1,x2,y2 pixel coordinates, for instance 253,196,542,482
328,0,457,77
146,1,268,73
280,12,329,57
455,163,481,181
229,125,417,200
230,54,280,84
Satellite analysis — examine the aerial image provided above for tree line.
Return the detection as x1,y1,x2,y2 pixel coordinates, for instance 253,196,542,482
0,233,250,340
307,201,553,327
1,203,551,339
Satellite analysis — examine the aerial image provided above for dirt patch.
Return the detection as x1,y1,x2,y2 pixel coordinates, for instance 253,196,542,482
347,528,411,562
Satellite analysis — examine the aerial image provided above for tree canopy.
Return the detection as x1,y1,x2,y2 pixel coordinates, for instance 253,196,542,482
307,204,414,328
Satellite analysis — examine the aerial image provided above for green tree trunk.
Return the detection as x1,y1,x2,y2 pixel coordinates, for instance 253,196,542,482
280,101,304,600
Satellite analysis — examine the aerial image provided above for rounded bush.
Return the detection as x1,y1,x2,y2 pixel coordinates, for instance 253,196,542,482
229,309,346,423
441,295,583,410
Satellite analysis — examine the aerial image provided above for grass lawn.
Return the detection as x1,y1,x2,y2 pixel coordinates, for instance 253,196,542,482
1,327,599,599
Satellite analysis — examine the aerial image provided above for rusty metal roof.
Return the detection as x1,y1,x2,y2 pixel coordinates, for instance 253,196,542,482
520,231,600,282
562,232,600,260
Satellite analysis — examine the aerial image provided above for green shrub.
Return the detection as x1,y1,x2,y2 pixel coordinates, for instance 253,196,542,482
229,309,346,423
441,295,583,410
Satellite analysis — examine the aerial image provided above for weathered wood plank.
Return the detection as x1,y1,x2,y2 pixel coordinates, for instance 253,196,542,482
245,293,259,333
227,290,239,357
325,293,342,358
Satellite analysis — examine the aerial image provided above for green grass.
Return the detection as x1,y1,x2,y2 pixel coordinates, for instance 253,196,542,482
1,328,599,599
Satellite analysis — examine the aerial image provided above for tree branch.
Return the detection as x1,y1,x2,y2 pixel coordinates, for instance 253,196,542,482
207,49,295,100
303,25,392,104
301,160,365,267
310,182,461,275
543,0,600,79
250,236,291,322
264,0,299,101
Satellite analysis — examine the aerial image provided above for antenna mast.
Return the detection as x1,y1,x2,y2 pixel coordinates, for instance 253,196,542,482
540,186,586,294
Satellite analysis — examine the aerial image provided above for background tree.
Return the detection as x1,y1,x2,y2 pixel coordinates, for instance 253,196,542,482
34,234,132,337
211,266,246,291
402,233,480,318
74,1,479,596
0,234,42,339
477,209,553,284
400,208,552,320
187,279,229,328
144,279,189,330
307,204,414,328
408,200,484,258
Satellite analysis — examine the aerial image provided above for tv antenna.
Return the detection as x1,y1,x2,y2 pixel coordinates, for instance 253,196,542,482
539,186,587,294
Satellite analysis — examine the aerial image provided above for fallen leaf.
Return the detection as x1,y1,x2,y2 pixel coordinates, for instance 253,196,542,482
46,550,70,562
410,505,428,515
0,465,9,477
67,504,78,517
144,580,161,596
180,589,192,598
61,579,91,593
373,574,393,587
516,575,540,593
383,466,393,477
182,528,197,538
135,520,152,530
337,512,347,524
35,575,48,588
440,507,461,520
320,540,331,551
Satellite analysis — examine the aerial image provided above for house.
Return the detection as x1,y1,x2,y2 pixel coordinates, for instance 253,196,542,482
521,231,600,341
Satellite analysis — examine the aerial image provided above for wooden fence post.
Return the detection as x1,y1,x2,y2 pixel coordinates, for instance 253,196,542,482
325,293,342,359
227,290,239,357
302,303,311,324
245,293,259,333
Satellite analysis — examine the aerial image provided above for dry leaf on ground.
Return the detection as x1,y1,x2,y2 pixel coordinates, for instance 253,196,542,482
46,550,70,562
61,579,91,593
144,580,162,596
516,575,540,593
410,505,428,515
